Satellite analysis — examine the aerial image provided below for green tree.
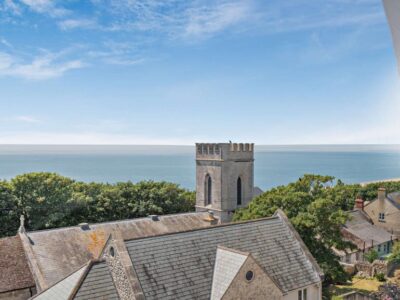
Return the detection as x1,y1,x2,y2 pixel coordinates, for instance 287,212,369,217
0,181,20,236
364,249,379,263
389,241,400,263
11,173,76,230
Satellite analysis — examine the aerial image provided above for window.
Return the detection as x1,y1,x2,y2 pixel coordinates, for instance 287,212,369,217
245,270,254,281
384,244,386,253
298,289,307,300
237,177,242,205
387,242,391,253
379,212,385,222
205,175,212,205
378,245,381,252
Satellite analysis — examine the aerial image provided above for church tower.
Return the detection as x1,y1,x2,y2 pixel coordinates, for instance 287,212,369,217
195,142,254,222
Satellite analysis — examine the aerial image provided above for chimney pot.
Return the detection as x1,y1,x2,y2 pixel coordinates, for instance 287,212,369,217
355,198,364,210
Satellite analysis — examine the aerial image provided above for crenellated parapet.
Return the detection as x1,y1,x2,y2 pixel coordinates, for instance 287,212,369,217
196,142,254,161
229,143,254,152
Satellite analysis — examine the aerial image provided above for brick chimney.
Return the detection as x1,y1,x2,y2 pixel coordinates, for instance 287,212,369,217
354,197,364,210
378,187,386,202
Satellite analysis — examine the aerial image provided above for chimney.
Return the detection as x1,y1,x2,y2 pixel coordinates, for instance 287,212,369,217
354,197,364,210
204,210,218,225
378,187,386,202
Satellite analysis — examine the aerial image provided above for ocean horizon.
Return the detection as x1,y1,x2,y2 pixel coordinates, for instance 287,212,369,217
1,144,400,190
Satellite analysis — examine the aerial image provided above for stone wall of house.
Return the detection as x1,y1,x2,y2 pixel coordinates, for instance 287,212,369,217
222,256,282,300
104,243,136,300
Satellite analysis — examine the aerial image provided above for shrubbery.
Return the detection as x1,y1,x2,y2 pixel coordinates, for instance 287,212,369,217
0,172,195,237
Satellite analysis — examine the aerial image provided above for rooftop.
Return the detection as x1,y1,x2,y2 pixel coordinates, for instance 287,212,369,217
124,211,321,299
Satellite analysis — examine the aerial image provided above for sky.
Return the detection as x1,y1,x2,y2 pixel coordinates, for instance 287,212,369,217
0,0,399,145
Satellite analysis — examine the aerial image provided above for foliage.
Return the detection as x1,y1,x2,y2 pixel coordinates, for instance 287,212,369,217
364,249,379,263
0,181,19,237
389,241,400,263
0,172,195,236
375,272,385,282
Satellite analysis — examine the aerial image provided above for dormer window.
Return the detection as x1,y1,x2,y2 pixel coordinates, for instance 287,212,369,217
378,213,385,222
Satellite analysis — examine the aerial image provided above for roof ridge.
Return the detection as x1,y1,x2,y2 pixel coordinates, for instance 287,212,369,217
124,214,280,242
25,211,209,234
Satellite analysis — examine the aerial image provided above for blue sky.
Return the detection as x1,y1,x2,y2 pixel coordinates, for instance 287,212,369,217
0,0,399,145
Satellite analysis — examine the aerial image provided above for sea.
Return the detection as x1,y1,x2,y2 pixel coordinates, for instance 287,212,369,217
1,145,400,191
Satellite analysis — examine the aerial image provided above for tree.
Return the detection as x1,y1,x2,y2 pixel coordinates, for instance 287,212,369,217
364,249,379,263
11,173,76,230
2,173,195,234
389,241,400,263
0,181,19,237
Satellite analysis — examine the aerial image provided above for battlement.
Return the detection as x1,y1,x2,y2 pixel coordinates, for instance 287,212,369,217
196,143,254,160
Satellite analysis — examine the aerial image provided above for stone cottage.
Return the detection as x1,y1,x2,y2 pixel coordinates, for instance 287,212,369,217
335,209,395,264
363,188,400,237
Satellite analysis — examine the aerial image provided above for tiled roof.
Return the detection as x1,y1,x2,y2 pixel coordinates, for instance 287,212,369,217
0,235,35,293
125,213,321,299
20,212,212,289
73,261,119,300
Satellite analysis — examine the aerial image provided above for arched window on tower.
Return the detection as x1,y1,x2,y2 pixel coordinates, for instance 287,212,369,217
237,177,242,206
205,175,212,205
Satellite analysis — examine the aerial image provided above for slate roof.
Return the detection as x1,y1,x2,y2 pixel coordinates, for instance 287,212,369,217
72,261,119,300
31,264,87,300
125,212,321,299
20,212,212,289
343,210,393,249
0,235,35,293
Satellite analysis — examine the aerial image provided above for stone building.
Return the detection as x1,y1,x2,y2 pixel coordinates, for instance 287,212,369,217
363,188,400,237
0,142,324,299
195,143,255,222
335,209,395,264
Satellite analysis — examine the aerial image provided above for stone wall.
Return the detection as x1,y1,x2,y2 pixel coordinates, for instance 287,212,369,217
341,291,374,300
355,260,400,277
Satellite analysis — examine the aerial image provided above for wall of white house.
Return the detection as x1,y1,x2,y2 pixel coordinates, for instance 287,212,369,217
283,282,322,300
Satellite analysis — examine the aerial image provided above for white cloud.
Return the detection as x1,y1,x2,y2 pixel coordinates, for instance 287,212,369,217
0,50,85,80
58,18,97,30
3,0,21,15
184,1,252,38
20,0,68,17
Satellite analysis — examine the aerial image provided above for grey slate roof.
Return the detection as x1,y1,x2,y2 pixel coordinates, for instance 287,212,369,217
20,212,212,289
73,261,119,300
344,210,393,249
125,214,321,299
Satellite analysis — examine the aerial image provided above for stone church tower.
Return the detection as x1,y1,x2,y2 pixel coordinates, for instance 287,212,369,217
195,142,254,222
